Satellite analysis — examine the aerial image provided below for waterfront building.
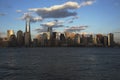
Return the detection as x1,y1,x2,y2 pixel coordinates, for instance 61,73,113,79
87,34,94,46
9,35,17,47
60,33,66,46
35,34,42,46
24,18,31,47
47,27,53,38
103,36,108,47
74,34,80,45
33,38,38,47
96,34,103,46
17,30,24,47
7,30,14,40
51,32,59,46
93,35,97,45
108,33,114,47
41,33,49,46
81,34,87,46
0,37,9,47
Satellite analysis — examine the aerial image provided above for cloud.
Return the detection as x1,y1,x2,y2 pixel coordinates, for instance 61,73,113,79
29,1,78,18
34,28,47,33
0,13,6,16
34,27,58,33
80,0,95,7
40,20,64,28
20,12,43,22
65,26,88,32
66,16,79,23
16,10,22,13
31,17,43,22
34,20,64,33
28,1,95,18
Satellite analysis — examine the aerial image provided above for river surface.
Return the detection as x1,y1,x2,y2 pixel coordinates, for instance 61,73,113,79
0,47,120,80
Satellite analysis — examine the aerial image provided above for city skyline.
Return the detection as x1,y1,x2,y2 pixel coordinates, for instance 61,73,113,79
0,0,120,40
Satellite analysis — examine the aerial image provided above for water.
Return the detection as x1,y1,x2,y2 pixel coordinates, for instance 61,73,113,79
0,47,120,80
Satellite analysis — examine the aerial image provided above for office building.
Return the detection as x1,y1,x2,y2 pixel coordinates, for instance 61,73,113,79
9,34,17,47
108,33,114,47
48,27,53,38
41,33,49,46
103,36,108,47
7,30,14,40
33,38,38,47
24,18,31,47
17,30,24,47
74,34,80,45
93,35,97,45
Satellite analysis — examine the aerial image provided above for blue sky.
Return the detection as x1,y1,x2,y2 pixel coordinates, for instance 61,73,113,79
0,0,120,39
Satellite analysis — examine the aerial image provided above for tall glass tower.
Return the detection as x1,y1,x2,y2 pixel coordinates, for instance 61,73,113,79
24,18,31,47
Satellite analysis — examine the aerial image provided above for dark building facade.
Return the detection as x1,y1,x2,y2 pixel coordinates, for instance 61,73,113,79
17,30,24,47
9,35,17,47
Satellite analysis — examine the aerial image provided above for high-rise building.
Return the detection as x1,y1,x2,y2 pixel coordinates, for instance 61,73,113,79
7,30,14,40
17,30,24,47
9,34,17,47
96,34,103,44
81,34,87,46
74,34,80,45
33,38,38,47
51,32,58,46
24,18,31,47
47,27,52,38
108,33,114,47
41,33,49,46
35,34,42,46
93,35,97,45
103,36,108,47
60,33,66,46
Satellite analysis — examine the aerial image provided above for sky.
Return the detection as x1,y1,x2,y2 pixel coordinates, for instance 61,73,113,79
0,0,120,41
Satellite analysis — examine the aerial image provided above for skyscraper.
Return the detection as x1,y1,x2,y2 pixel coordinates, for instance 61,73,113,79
17,30,24,47
24,18,31,47
7,30,14,40
9,34,17,47
74,34,80,45
47,27,53,38
108,33,114,47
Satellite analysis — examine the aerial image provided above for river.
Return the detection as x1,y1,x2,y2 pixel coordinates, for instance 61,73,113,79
0,47,120,80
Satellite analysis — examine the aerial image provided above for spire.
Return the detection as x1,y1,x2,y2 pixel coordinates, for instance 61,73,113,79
25,20,27,32
28,19,30,33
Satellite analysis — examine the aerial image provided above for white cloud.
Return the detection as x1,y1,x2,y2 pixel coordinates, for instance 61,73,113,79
66,16,79,23
28,1,95,18
65,26,88,32
80,0,95,7
31,17,43,22
28,1,79,18
20,12,43,22
34,28,47,33
41,20,64,28
16,10,22,13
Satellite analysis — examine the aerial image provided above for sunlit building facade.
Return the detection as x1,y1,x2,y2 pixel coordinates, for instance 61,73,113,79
108,33,114,47
74,34,80,45
7,30,14,40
